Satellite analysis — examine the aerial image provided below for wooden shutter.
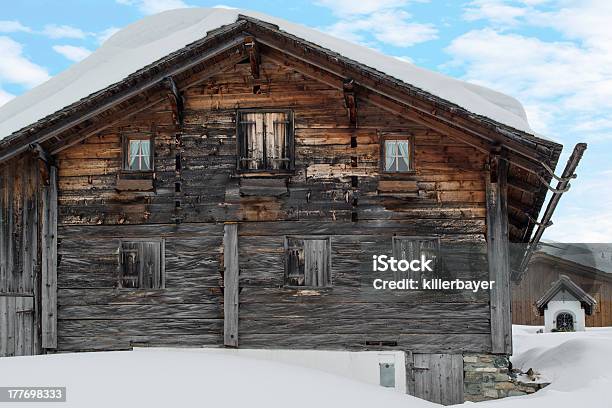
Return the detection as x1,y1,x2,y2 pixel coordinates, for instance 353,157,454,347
239,112,264,170
304,239,330,287
119,241,163,289
285,238,305,286
265,112,290,170
393,237,439,280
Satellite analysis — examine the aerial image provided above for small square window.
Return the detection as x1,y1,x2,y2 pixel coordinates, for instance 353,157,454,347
382,137,413,172
122,134,153,171
118,240,164,289
285,237,331,287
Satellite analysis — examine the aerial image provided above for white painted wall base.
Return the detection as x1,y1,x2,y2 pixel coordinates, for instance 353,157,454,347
168,348,407,393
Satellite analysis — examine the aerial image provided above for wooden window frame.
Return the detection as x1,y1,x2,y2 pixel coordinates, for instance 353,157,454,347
284,235,332,288
121,133,155,173
392,235,440,279
118,238,165,290
380,134,415,174
236,109,295,174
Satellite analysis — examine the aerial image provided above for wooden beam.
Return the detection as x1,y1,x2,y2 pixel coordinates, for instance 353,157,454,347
343,78,357,127
486,154,512,354
245,36,260,79
223,223,239,347
163,76,184,127
41,165,58,349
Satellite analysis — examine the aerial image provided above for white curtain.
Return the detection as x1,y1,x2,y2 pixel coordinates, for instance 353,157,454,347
129,140,140,170
140,140,151,170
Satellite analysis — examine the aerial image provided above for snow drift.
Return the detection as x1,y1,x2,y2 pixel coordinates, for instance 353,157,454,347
1,326,610,407
0,8,536,140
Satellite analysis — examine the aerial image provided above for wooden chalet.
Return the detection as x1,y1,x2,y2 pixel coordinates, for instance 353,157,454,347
0,8,582,404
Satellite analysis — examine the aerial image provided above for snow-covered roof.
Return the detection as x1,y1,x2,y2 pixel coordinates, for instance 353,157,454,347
537,243,612,275
536,274,597,315
0,8,543,141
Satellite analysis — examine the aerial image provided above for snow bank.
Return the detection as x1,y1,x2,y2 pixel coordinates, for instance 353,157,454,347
466,325,612,407
0,8,536,140
0,348,436,408
0,325,610,407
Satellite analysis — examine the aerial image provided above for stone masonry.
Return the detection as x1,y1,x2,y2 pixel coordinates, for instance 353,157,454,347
463,354,547,402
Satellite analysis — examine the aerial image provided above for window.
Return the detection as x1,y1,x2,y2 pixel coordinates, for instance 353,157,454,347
285,237,331,287
382,137,413,172
392,236,439,280
122,134,153,171
118,240,164,289
237,110,294,171
555,312,574,331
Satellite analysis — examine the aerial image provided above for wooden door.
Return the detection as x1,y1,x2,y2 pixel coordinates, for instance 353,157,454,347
0,296,35,357
409,353,464,405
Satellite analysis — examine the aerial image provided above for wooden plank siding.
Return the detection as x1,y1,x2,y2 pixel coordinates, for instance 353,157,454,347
512,256,612,327
52,54,494,353
0,153,44,356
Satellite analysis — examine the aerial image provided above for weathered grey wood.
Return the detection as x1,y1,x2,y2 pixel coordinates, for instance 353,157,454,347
238,333,489,353
0,296,34,357
411,354,464,405
42,165,58,349
486,156,512,354
223,223,239,347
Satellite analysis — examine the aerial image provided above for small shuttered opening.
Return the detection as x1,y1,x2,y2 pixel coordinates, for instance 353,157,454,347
392,237,439,280
285,237,331,287
118,241,164,289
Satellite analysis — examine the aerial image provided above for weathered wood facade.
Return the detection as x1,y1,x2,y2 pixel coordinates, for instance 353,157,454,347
0,14,564,404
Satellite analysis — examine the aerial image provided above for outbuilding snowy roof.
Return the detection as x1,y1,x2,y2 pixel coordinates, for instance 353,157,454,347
0,8,545,141
536,243,612,275
536,274,597,315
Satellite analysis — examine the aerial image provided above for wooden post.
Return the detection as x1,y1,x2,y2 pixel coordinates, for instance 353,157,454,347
41,165,58,349
486,155,512,354
223,223,239,347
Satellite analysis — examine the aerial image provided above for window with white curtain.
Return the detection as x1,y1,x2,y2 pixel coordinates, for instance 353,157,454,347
384,139,412,172
122,134,153,171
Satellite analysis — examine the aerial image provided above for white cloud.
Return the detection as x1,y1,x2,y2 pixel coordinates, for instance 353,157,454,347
322,6,437,48
116,0,190,15
315,0,411,17
42,24,88,39
97,26,121,44
0,20,32,33
0,89,15,107
463,0,530,26
543,170,612,242
52,45,92,62
446,1,612,140
0,36,50,88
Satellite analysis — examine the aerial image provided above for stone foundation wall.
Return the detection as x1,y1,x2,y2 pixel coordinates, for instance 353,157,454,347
463,354,546,401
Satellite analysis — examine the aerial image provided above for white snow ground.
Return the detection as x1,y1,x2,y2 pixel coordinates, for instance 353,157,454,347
0,325,610,407
0,8,538,140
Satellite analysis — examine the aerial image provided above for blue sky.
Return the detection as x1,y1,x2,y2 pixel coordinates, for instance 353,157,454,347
1,0,610,241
